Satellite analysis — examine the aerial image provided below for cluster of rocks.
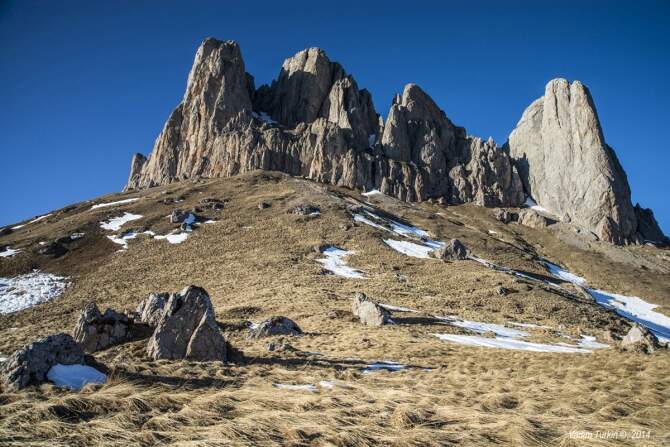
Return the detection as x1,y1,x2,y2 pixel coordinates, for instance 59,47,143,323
288,203,320,216
123,38,665,246
72,303,133,353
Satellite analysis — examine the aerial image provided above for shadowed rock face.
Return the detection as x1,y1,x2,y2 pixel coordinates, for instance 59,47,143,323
507,79,638,244
124,38,524,208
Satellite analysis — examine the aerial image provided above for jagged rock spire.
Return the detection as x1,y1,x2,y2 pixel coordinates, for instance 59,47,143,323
507,78,638,244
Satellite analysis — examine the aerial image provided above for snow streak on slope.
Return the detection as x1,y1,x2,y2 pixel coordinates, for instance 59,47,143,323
100,212,143,231
317,247,365,278
90,198,139,210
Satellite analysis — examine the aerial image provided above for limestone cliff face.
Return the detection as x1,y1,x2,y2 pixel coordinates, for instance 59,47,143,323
125,38,524,208
507,79,664,244
124,38,664,245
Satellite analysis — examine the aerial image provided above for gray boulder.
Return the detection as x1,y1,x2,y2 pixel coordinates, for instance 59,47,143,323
136,292,169,327
352,292,391,326
0,334,85,391
72,303,130,353
146,286,227,361
620,324,661,354
288,204,320,216
507,79,637,244
517,209,553,229
248,316,302,338
431,239,468,261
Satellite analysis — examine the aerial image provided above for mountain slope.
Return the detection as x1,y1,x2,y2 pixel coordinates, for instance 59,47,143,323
1,172,669,446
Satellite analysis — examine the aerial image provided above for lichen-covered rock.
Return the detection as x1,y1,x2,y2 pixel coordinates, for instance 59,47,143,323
0,333,85,391
147,286,227,361
431,239,468,261
352,292,391,326
248,316,302,338
136,292,169,327
72,303,130,353
507,79,637,244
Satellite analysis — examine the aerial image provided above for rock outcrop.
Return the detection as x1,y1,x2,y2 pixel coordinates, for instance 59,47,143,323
620,324,662,354
124,38,524,209
0,333,86,391
507,79,661,244
248,316,303,338
352,292,391,326
146,286,227,361
72,303,131,353
136,292,169,327
431,239,468,261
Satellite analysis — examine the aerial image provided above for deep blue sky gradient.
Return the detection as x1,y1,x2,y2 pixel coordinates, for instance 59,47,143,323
1,1,668,233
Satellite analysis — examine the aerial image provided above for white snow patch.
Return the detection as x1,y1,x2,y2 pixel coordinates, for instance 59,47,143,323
203,220,217,224
0,356,7,363
107,232,139,249
317,247,365,279
0,271,69,314
577,335,609,349
508,321,553,330
353,213,388,231
587,289,670,343
379,304,418,313
544,261,586,286
362,189,382,197
523,197,550,214
433,334,593,354
11,225,25,230
154,232,189,244
438,318,530,338
47,364,107,390
383,239,434,259
273,383,318,392
0,247,21,258
361,361,408,374
29,214,52,224
319,380,351,389
69,233,85,240
100,212,143,231
90,198,139,210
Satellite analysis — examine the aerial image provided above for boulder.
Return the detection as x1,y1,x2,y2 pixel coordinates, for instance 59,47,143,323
620,324,661,354
136,292,169,327
431,239,468,261
248,316,303,338
258,201,271,209
72,303,131,353
146,286,227,361
169,210,187,223
493,209,517,224
508,79,637,244
288,204,320,216
352,292,391,326
0,333,86,391
517,209,552,229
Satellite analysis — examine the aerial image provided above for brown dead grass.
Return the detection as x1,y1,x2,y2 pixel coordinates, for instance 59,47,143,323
0,171,669,446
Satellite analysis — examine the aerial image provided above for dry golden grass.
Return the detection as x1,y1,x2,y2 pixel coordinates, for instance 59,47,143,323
0,171,669,446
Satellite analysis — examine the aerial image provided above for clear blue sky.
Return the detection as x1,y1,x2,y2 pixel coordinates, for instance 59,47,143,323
1,1,668,233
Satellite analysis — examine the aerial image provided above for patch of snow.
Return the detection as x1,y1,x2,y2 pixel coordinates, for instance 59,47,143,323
362,189,382,197
69,233,85,240
508,321,553,329
379,304,418,313
154,232,189,244
488,230,497,235
0,247,21,258
252,111,277,124
319,380,350,389
353,213,388,231
317,246,365,279
29,214,52,224
577,335,609,349
107,232,139,249
0,356,6,363
361,361,408,374
0,271,69,314
90,198,139,210
100,212,143,231
523,197,549,214
437,318,530,338
383,239,434,259
273,383,318,392
11,225,25,230
433,334,593,354
203,220,217,224
587,289,670,344
544,261,586,286
47,364,107,390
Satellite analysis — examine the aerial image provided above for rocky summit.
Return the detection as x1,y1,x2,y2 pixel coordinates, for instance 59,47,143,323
124,38,664,246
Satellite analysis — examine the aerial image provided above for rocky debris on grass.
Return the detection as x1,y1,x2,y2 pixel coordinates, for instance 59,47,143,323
169,210,188,223
258,201,271,209
249,316,303,338
36,241,68,258
517,209,553,229
288,203,320,216
0,227,12,236
352,292,391,326
160,195,185,205
431,238,468,261
496,286,510,296
147,286,227,361
0,333,86,391
136,292,169,327
266,341,296,352
620,324,662,354
200,198,225,210
492,209,518,224
72,303,132,353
